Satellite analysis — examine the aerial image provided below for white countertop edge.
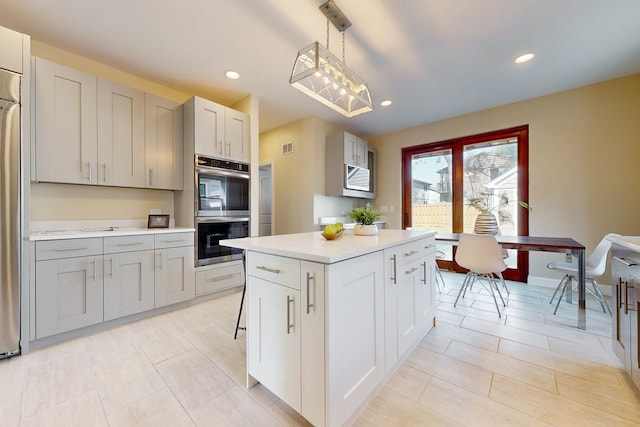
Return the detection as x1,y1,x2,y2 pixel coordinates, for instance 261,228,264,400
221,229,436,264
608,235,640,253
29,227,195,241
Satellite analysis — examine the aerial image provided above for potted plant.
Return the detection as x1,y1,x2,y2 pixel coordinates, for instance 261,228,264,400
349,207,382,236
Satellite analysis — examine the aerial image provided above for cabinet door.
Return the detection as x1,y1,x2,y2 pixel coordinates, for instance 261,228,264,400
325,251,385,427
396,260,423,356
35,255,103,338
343,132,358,166
225,108,249,162
97,79,146,187
0,25,24,74
145,94,183,190
417,238,436,331
154,246,195,307
301,261,325,427
34,58,98,184
247,277,301,413
192,96,225,157
103,250,155,321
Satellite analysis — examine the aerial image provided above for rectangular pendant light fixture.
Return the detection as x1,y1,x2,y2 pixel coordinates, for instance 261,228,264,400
289,1,373,117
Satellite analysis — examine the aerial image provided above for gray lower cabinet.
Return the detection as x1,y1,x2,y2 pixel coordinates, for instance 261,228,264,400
103,235,155,321
154,233,195,307
34,232,195,340
35,238,104,339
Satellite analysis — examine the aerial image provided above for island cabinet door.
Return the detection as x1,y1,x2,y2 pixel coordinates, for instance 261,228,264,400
325,251,385,427
417,237,437,331
247,277,301,413
383,240,422,371
300,261,326,427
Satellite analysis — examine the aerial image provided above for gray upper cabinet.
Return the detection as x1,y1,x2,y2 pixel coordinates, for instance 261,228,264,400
145,94,184,190
97,79,146,187
0,25,26,74
34,57,98,185
185,96,249,163
33,57,183,190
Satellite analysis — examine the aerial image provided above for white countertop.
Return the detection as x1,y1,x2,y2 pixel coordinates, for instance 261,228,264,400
221,229,436,264
608,235,640,253
29,220,195,241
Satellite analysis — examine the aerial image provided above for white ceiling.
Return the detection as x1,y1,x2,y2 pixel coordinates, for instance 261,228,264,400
2,0,640,137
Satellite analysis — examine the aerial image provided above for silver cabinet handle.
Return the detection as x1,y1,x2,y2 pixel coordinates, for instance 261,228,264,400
404,250,418,257
286,295,294,334
54,246,89,251
155,252,163,270
306,272,315,314
162,239,186,243
206,273,240,282
116,242,144,246
422,261,427,284
391,255,397,284
424,244,434,249
405,266,419,275
102,163,108,182
148,169,153,186
256,265,280,274
614,256,639,266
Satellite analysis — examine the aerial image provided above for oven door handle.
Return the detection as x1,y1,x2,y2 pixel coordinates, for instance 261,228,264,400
196,217,250,224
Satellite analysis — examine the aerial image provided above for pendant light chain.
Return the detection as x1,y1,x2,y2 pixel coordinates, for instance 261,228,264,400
342,29,346,64
326,18,330,50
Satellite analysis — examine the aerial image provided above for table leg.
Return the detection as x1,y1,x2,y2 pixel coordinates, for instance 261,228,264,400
576,249,586,330
564,252,573,304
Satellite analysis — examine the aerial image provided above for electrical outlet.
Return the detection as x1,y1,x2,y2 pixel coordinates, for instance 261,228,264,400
380,205,388,213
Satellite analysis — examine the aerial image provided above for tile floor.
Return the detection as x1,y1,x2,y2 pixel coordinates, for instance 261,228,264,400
1,272,639,426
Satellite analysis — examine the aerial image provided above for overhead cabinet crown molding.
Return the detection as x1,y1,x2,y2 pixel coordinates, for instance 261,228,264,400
32,57,183,190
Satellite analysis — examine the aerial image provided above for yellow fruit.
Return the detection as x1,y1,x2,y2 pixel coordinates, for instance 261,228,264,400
324,224,338,234
335,222,343,231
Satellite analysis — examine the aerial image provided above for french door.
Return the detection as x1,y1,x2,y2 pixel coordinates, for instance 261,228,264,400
402,126,529,282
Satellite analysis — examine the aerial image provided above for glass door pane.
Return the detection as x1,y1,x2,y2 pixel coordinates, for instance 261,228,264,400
462,138,519,268
411,149,453,260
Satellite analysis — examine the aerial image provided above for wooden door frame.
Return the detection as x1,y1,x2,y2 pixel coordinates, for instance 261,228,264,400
402,125,530,282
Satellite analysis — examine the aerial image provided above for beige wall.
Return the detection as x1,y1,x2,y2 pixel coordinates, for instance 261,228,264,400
259,117,362,234
369,73,640,281
29,41,189,224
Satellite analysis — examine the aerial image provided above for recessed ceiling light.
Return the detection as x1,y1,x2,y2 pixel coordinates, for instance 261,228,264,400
225,70,240,79
380,100,392,107
514,53,535,64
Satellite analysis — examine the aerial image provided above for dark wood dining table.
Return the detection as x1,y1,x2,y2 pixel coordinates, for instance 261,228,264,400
435,233,587,329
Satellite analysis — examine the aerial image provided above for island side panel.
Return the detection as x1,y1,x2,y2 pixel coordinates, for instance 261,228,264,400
325,250,385,427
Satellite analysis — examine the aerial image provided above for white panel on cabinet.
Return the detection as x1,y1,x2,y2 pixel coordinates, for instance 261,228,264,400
34,57,98,184
0,25,25,74
97,79,146,187
145,94,184,190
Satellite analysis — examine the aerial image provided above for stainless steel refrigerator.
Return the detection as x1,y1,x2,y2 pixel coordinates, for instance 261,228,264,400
0,68,21,359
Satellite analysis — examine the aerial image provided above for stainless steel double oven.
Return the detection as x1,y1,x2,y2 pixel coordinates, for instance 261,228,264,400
195,155,249,266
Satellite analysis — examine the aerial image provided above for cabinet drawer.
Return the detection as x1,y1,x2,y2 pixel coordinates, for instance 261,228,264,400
393,240,422,267
247,252,301,290
104,235,154,254
154,232,194,249
419,236,436,257
196,263,244,296
36,238,103,261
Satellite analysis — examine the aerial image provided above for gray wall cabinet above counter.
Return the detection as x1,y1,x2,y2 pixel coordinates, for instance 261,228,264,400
32,57,183,190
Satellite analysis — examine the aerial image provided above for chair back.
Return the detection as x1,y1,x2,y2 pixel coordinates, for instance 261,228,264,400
586,233,620,276
455,233,507,274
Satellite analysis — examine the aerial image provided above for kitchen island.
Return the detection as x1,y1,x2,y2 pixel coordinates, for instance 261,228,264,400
221,229,437,427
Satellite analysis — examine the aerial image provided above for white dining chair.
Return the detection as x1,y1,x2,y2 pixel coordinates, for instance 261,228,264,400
434,250,446,293
454,233,508,317
547,233,619,315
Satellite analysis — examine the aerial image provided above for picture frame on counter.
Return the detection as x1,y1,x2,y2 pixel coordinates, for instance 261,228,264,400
148,214,170,228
